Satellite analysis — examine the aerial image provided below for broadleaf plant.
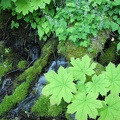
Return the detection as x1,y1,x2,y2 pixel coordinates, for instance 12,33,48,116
105,62,120,96
67,92,103,120
0,0,120,48
98,94,120,120
42,55,120,120
86,74,110,96
42,66,77,105
69,55,96,82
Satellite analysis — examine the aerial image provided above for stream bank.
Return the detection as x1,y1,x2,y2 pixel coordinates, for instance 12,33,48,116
0,10,120,120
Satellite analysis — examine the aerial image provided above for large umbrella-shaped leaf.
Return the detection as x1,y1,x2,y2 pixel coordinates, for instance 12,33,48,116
67,92,102,120
42,66,76,105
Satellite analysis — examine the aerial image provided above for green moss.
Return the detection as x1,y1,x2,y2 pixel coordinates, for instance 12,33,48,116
25,66,35,75
17,60,27,69
26,75,34,82
0,81,30,116
13,82,29,101
0,95,15,116
57,30,109,61
0,39,57,116
0,66,7,76
0,60,12,77
58,41,87,61
17,72,27,81
32,95,63,117
98,41,118,66
35,66,42,72
34,60,40,67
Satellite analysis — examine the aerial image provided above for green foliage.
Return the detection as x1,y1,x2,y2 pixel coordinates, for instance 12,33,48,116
104,62,120,96
14,0,51,15
11,20,19,29
69,55,96,82
117,42,120,54
53,0,120,47
43,55,120,120
15,0,33,15
0,0,53,40
0,0,11,10
0,60,12,77
67,92,102,120
86,74,110,96
0,0,120,47
99,94,120,120
42,66,76,105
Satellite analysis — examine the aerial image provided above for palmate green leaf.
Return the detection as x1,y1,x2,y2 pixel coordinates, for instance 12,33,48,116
69,55,96,82
1,0,11,9
99,94,120,120
44,0,51,4
105,62,120,96
30,0,50,10
67,92,103,120
77,81,87,93
42,66,76,105
15,0,51,15
15,0,33,15
30,0,45,10
86,74,110,96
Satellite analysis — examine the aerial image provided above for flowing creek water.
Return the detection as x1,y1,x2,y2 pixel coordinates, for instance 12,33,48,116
0,58,68,119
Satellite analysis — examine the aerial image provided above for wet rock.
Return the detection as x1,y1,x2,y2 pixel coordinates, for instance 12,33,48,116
10,57,68,119
0,78,13,103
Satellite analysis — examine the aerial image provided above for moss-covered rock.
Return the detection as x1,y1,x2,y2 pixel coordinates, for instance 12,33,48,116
17,60,27,69
0,60,12,77
31,95,64,117
98,41,119,66
58,40,87,61
57,30,110,61
0,39,57,116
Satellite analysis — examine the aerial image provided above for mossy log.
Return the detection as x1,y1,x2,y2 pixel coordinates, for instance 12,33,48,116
0,39,57,116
